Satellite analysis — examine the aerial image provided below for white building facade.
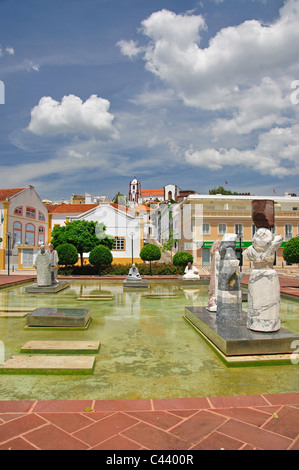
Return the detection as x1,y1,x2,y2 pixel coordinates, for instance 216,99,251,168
70,203,144,264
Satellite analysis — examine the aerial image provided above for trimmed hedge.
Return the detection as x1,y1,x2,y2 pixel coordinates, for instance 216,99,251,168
283,237,299,264
172,251,193,267
89,245,113,274
56,243,78,266
140,244,161,262
58,262,185,276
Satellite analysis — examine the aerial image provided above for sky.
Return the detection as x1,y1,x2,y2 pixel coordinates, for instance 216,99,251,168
0,0,299,201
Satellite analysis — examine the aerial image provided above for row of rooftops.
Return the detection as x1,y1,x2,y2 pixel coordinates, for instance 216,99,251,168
0,186,298,218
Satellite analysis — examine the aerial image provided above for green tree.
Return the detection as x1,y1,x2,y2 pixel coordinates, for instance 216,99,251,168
89,245,113,274
283,237,299,265
140,244,161,274
51,220,114,266
56,243,78,266
209,185,238,195
162,230,178,261
173,251,193,268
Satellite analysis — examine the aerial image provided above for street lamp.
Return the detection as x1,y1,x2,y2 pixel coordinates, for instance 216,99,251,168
238,233,243,272
6,232,12,276
130,232,134,265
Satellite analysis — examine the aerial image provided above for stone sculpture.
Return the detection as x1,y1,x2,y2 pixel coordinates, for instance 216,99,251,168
123,263,148,287
35,245,52,287
48,244,59,284
252,199,274,229
206,239,221,312
216,234,242,326
126,263,142,281
243,228,283,332
182,262,200,280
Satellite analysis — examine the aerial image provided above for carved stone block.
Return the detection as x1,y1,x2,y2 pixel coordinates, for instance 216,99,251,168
252,200,274,229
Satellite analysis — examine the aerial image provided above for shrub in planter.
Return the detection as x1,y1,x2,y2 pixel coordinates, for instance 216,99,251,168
173,251,193,268
89,245,113,274
56,243,78,266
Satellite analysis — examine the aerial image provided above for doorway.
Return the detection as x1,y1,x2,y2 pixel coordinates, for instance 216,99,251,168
202,248,210,267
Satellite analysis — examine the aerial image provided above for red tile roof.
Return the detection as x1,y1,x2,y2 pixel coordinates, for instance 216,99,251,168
109,202,130,212
140,189,164,196
0,188,26,202
46,204,98,214
47,202,153,217
135,204,153,212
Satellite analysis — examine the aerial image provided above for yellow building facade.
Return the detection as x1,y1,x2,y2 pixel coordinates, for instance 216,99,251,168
175,194,299,268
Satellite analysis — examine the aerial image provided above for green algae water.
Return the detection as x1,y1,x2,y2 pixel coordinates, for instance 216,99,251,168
0,279,298,401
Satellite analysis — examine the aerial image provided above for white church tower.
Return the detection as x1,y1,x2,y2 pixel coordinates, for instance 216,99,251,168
129,177,141,205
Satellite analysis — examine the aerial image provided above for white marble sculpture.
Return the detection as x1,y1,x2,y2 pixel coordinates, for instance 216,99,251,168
207,239,221,312
35,245,52,286
243,228,283,332
126,263,142,281
182,262,200,280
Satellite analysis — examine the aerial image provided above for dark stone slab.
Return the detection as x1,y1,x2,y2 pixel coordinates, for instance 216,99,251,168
25,281,70,294
26,307,90,328
184,306,299,356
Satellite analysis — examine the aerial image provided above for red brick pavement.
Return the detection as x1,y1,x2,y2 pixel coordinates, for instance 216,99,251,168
0,394,298,450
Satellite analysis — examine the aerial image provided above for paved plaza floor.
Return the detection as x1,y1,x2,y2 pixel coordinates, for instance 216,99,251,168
0,394,298,450
0,272,298,450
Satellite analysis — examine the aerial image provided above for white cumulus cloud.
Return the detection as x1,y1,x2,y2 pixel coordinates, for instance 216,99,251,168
27,94,119,140
117,39,145,59
119,1,299,178
185,123,299,177
130,3,299,111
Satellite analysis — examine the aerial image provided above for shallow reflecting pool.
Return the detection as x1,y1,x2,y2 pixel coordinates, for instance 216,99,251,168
0,279,298,400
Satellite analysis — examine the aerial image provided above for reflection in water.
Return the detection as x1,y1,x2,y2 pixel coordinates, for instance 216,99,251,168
0,280,298,401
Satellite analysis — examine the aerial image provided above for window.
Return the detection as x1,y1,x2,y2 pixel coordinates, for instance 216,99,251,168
202,224,210,235
38,226,45,245
218,224,227,235
38,211,45,221
113,236,125,250
235,224,243,236
270,225,276,234
26,207,36,219
14,206,23,216
285,224,293,241
25,223,35,245
13,222,22,245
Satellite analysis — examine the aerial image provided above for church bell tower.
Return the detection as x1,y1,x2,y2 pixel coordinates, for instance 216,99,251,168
129,177,141,204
